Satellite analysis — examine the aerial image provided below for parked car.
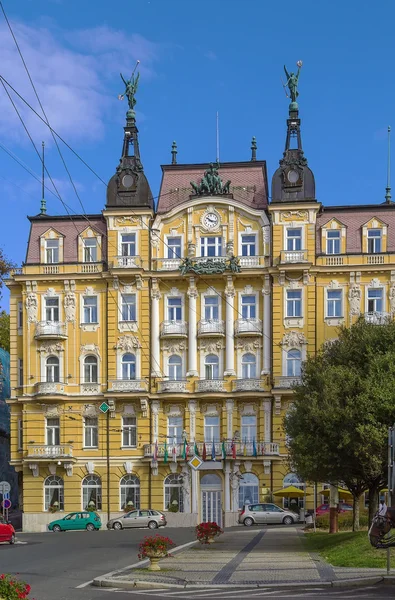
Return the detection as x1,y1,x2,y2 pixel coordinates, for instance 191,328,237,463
48,511,101,532
315,503,353,517
0,515,15,544
239,503,299,526
107,509,167,530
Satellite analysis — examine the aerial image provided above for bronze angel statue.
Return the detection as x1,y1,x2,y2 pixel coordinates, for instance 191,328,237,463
119,70,140,111
283,61,302,104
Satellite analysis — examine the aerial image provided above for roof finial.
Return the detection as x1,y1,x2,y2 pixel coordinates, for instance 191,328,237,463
40,141,46,215
171,141,178,165
251,136,257,161
216,111,220,164
385,126,392,204
119,60,140,120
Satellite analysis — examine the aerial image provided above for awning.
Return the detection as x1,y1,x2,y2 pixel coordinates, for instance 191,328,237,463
318,487,353,499
273,485,307,498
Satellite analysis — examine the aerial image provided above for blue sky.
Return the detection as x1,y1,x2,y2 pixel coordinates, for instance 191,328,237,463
0,0,395,308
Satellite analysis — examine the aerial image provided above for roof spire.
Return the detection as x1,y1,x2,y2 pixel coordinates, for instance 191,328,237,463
171,141,178,164
40,141,46,215
385,126,392,204
251,136,257,161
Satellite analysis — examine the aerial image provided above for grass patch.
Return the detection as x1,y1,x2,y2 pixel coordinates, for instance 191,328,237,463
303,531,395,568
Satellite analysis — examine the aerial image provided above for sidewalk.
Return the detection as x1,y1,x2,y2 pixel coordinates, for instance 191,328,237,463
93,527,395,589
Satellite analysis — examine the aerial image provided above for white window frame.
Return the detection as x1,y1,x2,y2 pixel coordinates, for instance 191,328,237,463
45,239,60,264
286,289,302,318
44,475,64,512
166,295,183,321
119,231,137,257
121,353,137,380
240,233,257,257
286,349,302,377
17,358,23,387
326,230,341,255
116,349,141,380
83,355,98,383
82,474,102,510
17,301,23,331
168,354,183,380
120,474,140,510
241,352,257,379
326,289,343,318
164,474,184,512
200,236,223,257
45,356,60,383
120,293,137,322
204,353,220,379
204,415,220,442
84,417,98,448
241,415,257,443
83,237,98,263
40,352,63,383
165,234,183,259
367,229,382,254
43,296,60,322
239,292,258,319
82,296,98,324
202,293,221,320
122,416,137,448
168,415,183,444
46,417,60,446
366,287,384,313
285,227,303,251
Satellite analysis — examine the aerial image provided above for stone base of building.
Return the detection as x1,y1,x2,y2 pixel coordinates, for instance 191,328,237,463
224,511,240,527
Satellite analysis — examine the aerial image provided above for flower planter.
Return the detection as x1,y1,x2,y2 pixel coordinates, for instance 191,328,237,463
145,551,167,571
206,536,215,544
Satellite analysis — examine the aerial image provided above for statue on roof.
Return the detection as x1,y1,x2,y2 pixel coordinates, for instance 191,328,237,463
283,61,302,105
119,70,140,112
191,163,231,196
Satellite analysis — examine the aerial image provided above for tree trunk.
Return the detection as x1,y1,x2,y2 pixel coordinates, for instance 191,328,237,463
368,484,380,524
329,484,339,534
352,494,360,531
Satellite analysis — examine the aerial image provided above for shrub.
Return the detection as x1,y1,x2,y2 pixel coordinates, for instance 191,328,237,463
138,535,176,560
0,574,32,599
315,510,369,530
195,521,223,544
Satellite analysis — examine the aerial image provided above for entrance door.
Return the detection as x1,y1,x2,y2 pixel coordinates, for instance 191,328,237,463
201,474,222,526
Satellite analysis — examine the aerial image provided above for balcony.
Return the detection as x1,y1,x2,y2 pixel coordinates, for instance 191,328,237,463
157,380,188,393
108,379,148,392
325,255,344,267
35,321,67,340
280,250,308,264
274,376,302,389
113,255,142,269
143,440,280,458
364,312,391,325
233,379,266,392
160,320,188,338
197,319,225,336
35,381,66,395
80,382,101,395
238,256,261,268
153,258,182,271
25,444,74,460
196,379,225,393
234,318,262,336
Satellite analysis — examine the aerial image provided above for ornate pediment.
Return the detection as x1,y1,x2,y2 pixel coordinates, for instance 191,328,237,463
115,335,141,351
281,331,307,348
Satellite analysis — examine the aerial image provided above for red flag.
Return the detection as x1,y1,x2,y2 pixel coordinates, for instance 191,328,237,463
202,443,207,461
231,440,236,459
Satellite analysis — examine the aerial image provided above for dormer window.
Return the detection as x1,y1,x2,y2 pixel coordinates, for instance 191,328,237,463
367,229,382,254
45,239,59,264
326,231,340,255
121,234,136,257
83,238,97,263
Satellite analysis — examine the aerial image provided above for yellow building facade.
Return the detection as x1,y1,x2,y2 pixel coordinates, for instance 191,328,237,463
6,99,395,531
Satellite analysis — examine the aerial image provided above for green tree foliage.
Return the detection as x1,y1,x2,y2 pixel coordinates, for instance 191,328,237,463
0,310,10,352
0,246,14,300
284,318,395,529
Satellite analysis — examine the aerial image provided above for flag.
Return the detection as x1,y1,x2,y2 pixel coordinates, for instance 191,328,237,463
182,438,187,460
186,442,189,459
243,437,247,456
153,440,158,461
164,440,168,464
211,439,216,461
252,438,257,458
202,443,207,461
194,442,200,457
221,440,226,460
172,444,177,463
231,440,237,459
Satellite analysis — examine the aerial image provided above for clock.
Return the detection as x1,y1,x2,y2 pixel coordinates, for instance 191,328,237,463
122,174,135,189
203,212,219,230
287,169,300,184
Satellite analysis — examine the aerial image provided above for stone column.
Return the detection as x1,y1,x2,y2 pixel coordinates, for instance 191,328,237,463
187,277,198,376
151,401,160,444
231,461,241,512
224,277,235,376
226,399,234,439
151,279,161,377
263,399,272,443
188,400,197,443
262,275,271,375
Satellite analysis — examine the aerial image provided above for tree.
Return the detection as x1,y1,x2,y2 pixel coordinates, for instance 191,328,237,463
0,246,14,301
284,318,395,530
0,310,10,352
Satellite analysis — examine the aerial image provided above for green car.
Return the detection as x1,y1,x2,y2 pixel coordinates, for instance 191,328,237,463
48,511,101,532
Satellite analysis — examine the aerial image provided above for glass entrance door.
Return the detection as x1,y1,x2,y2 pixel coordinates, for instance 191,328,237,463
201,473,222,526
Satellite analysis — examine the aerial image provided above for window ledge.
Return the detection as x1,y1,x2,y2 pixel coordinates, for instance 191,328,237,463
82,447,99,450
80,323,99,332
118,321,138,333
325,317,344,326
121,446,137,450
284,317,303,329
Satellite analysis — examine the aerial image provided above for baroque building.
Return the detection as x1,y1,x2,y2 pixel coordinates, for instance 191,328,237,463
6,77,395,531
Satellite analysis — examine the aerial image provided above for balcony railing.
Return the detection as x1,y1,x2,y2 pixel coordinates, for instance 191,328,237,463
366,254,385,265
280,250,308,264
238,256,260,268
153,258,182,271
80,382,101,395
234,318,262,335
35,381,66,395
364,312,391,325
196,379,225,393
143,440,280,458
26,444,73,459
35,321,67,339
160,320,188,337
325,255,344,266
108,379,148,392
114,255,142,268
274,376,302,389
233,379,266,392
157,380,188,393
197,319,225,336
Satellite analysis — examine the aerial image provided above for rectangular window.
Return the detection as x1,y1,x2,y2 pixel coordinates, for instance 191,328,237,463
241,295,256,319
45,239,59,264
241,415,257,443
17,302,23,329
327,290,342,318
367,288,383,313
84,417,98,448
168,297,182,321
200,236,222,257
286,228,302,251
286,290,302,318
121,233,136,257
367,229,382,254
204,416,220,443
17,358,23,387
326,230,340,255
121,294,136,321
17,419,23,451
204,296,219,320
167,237,182,259
168,416,183,444
241,234,256,257
83,238,97,262
83,297,98,323
122,416,137,447
46,417,60,446
45,297,59,322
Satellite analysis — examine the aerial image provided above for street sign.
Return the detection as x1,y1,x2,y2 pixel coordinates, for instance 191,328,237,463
188,455,203,471
1,499,11,510
0,481,11,495
3,492,9,500
99,402,110,414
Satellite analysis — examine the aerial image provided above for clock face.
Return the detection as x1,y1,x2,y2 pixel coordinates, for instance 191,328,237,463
203,212,219,229
122,174,135,189
287,169,299,184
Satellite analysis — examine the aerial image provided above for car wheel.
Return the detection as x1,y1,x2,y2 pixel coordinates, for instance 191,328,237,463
148,520,158,530
113,521,123,530
243,517,254,527
86,523,95,531
52,524,62,532
283,516,294,525
9,534,15,545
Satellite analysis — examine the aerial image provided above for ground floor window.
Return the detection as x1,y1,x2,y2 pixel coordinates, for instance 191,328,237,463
44,475,64,511
282,472,305,510
239,473,259,508
120,475,140,510
82,474,102,511
164,473,184,512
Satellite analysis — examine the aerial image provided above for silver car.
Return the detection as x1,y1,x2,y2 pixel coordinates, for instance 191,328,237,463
107,509,167,530
239,503,299,526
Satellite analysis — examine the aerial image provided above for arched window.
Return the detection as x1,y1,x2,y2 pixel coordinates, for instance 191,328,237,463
122,353,136,380
283,472,305,510
168,355,182,380
205,354,219,380
82,474,102,511
84,355,98,383
120,475,140,511
286,349,301,377
239,473,259,508
44,475,64,511
164,473,184,513
241,353,256,379
46,356,59,383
